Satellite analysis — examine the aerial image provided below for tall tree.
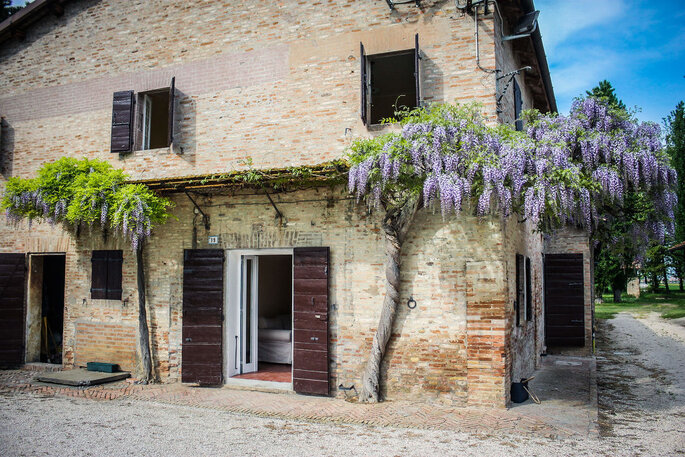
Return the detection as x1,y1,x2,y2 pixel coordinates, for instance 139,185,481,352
586,80,646,301
666,101,685,290
586,80,626,111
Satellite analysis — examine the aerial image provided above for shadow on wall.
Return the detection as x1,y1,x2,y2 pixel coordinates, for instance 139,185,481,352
1,116,14,178
420,54,445,106
175,89,197,163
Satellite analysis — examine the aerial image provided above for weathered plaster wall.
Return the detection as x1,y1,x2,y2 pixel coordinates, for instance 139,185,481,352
503,217,544,387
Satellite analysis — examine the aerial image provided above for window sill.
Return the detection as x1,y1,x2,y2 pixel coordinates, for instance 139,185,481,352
134,146,172,154
366,122,401,133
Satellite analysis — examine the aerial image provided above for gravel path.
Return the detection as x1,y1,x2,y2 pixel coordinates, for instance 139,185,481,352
595,312,685,456
1,312,684,456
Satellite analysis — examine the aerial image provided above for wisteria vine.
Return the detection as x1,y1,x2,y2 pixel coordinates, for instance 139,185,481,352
2,158,172,249
347,99,677,245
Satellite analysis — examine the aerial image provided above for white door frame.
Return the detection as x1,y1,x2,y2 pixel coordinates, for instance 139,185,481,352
240,255,259,374
225,248,294,381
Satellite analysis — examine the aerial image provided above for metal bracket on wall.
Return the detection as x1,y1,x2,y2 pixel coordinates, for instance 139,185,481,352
184,191,210,230
264,190,283,220
495,66,531,114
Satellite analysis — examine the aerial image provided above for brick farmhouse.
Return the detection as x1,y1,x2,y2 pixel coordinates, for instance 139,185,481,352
0,0,593,407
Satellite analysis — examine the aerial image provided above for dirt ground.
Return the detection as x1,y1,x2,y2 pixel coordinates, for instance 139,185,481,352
0,313,684,456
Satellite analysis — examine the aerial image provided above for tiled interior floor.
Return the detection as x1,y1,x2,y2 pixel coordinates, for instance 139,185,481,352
232,363,292,383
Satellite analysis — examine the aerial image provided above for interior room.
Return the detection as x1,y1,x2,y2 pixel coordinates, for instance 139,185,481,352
233,254,292,383
26,254,65,364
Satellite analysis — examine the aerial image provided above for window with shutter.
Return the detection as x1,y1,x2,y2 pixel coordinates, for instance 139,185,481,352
91,250,123,300
514,78,523,132
515,253,524,326
525,256,532,321
111,77,176,153
361,35,421,126
111,91,134,153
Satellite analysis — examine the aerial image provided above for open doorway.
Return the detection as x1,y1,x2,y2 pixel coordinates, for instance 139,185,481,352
26,254,65,364
227,251,292,385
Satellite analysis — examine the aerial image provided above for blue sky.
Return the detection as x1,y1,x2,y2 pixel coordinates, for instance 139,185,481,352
10,0,684,124
536,0,685,124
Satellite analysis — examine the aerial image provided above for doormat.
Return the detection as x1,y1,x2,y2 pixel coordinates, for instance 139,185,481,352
36,368,130,387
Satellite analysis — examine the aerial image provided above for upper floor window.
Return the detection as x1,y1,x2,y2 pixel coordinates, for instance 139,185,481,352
514,78,523,132
360,34,421,126
110,77,175,154
140,89,170,150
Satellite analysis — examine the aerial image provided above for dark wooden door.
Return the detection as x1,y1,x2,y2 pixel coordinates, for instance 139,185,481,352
182,249,224,385
0,253,26,368
544,253,585,347
293,247,329,396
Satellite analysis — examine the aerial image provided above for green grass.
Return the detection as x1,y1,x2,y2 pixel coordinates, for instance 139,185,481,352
596,288,685,320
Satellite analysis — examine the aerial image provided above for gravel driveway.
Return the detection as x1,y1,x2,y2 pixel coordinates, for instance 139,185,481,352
1,313,684,456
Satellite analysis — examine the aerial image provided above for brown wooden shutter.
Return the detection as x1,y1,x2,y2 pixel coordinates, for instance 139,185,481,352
0,253,26,368
515,253,524,327
514,79,523,131
111,90,134,153
414,33,421,108
106,250,123,300
91,250,109,299
293,247,329,396
91,250,122,300
168,77,175,147
360,42,367,125
182,249,224,385
525,256,532,321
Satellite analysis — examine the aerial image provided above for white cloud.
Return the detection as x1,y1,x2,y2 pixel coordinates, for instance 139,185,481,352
536,0,626,54
548,47,620,98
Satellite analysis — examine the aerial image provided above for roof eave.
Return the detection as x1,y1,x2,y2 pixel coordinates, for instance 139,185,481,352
0,0,68,45
519,0,557,113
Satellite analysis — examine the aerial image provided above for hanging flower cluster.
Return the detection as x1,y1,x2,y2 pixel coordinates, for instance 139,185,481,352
2,157,173,249
347,100,676,241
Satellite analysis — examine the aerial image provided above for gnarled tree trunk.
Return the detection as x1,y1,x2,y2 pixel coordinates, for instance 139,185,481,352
359,193,421,403
137,243,153,383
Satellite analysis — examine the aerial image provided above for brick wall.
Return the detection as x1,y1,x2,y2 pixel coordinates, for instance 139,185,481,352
0,183,537,406
74,321,137,372
0,0,505,181
0,0,550,406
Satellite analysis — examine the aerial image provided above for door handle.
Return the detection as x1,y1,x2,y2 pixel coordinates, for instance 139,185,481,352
185,337,192,342
234,335,238,370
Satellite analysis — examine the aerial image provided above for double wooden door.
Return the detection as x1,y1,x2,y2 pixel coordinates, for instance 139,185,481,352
181,247,330,395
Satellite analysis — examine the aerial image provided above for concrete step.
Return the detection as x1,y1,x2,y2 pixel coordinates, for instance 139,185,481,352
21,363,63,372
